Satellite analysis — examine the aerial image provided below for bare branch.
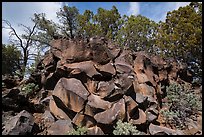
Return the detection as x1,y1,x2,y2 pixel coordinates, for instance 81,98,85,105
2,19,24,50
25,22,38,49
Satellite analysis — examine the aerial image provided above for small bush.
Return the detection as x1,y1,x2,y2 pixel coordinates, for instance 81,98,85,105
67,125,88,135
21,83,39,95
161,82,202,129
2,82,5,88
113,120,145,135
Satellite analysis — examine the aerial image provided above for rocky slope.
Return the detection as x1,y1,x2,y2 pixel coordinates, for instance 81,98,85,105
2,37,202,135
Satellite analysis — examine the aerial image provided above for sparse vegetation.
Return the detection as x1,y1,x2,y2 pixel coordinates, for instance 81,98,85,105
161,82,202,129
2,82,6,88
21,83,39,95
113,120,145,135
67,125,88,135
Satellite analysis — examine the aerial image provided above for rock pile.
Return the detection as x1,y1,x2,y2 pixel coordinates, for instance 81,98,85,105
2,37,194,135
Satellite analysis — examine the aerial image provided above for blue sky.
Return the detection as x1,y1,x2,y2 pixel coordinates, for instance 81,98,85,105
2,2,191,44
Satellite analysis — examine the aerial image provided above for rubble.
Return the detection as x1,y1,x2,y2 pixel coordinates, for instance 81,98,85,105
2,37,199,135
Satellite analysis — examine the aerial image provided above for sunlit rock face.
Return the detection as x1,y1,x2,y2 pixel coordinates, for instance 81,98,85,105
3,37,193,135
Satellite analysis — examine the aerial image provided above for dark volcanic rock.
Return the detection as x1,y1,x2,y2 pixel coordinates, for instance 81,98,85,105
10,37,197,135
2,110,34,135
149,123,184,135
94,98,125,124
47,119,73,135
52,78,90,113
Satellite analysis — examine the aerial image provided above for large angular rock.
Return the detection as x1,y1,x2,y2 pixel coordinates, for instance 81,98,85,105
63,61,101,78
2,110,34,135
149,123,184,135
113,73,134,95
135,83,155,96
50,39,93,62
2,87,20,98
145,107,159,123
84,94,112,117
133,52,156,87
134,92,148,104
47,119,73,135
72,112,96,128
115,50,134,74
87,94,112,110
130,108,147,125
2,88,31,112
94,98,125,124
42,110,55,124
42,53,57,72
150,54,168,70
94,61,116,76
87,126,104,135
123,95,138,121
52,78,90,113
114,74,134,93
43,72,60,90
168,61,180,80
91,41,112,65
2,75,20,89
49,97,72,120
96,81,115,98
84,79,98,94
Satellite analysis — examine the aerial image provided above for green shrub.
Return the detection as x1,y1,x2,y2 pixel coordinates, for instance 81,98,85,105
21,83,39,95
166,82,202,112
113,120,145,135
67,125,88,135
161,82,202,129
2,82,5,88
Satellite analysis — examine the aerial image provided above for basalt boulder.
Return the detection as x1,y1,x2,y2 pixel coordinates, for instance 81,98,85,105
19,37,197,135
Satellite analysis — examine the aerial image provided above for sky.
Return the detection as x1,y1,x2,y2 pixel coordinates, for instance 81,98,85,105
2,2,191,44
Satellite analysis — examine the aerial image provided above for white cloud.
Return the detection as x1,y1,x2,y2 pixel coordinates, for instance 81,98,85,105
33,2,62,22
175,2,190,10
159,2,190,22
128,2,140,16
2,2,64,44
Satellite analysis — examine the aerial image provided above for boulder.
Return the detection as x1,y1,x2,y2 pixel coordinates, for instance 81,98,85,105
133,52,156,87
2,110,34,135
130,108,147,125
49,97,72,120
145,107,159,123
94,98,125,124
52,78,90,113
149,123,184,135
91,41,112,65
115,50,134,74
123,95,138,121
134,92,148,104
87,94,112,110
135,83,155,96
22,37,199,135
72,112,96,128
106,40,121,60
96,81,115,98
47,119,73,135
87,126,104,135
84,78,98,94
63,61,101,78
50,39,92,62
84,94,112,117
42,53,57,72
2,87,20,98
94,61,116,76
114,73,134,91
43,72,60,90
